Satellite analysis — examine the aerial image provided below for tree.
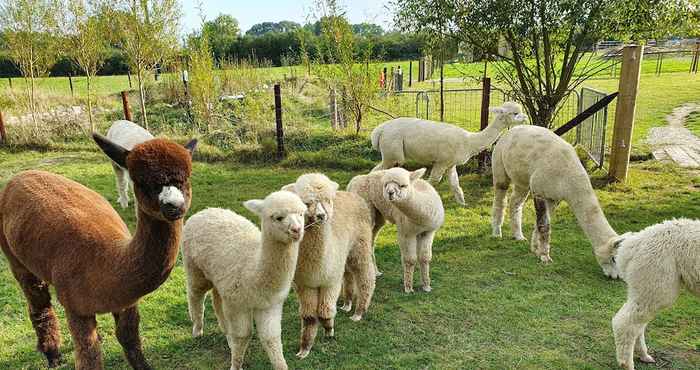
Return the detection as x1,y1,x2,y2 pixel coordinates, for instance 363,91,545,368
114,0,181,129
246,21,301,37
352,22,384,37
1,0,61,130
395,0,695,127
201,14,240,60
63,0,110,131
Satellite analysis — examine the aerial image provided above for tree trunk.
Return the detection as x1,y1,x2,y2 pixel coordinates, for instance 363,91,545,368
87,75,94,132
137,68,148,129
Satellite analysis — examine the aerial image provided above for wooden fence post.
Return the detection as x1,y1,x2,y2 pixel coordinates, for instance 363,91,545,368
7,77,12,89
609,45,643,183
408,61,413,87
0,111,6,145
121,91,133,121
274,83,285,160
127,71,133,89
68,74,75,97
478,77,491,169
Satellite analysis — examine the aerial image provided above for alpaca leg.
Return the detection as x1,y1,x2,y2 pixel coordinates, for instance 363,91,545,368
65,311,102,370
508,185,529,241
212,288,226,333
296,286,319,359
612,302,650,370
340,270,354,313
428,163,448,184
635,324,655,363
447,165,466,205
532,197,553,263
15,271,62,367
417,231,435,292
371,212,386,277
223,307,253,370
255,305,287,370
113,306,151,370
184,260,212,337
491,182,509,238
347,241,376,321
318,283,342,336
113,163,130,208
398,230,418,293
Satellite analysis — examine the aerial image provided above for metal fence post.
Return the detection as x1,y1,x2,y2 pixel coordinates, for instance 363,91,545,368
121,91,132,121
274,83,285,160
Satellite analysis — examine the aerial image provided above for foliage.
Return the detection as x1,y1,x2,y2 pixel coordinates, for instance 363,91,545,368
188,23,218,133
246,21,301,36
200,14,240,61
395,0,697,127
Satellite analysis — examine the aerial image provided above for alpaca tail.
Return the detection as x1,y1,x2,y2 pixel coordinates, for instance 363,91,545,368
370,124,384,151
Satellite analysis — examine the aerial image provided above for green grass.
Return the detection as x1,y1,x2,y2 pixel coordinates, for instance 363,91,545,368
686,111,700,137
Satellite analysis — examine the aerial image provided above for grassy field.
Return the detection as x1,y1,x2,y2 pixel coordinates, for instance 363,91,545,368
0,61,699,370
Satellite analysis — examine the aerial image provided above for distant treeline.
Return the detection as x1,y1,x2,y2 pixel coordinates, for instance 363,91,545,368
0,18,426,78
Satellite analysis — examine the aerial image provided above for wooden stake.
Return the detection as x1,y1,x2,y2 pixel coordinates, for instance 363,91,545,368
121,91,133,121
7,77,12,89
478,77,491,169
0,111,6,145
68,74,74,97
274,83,285,160
608,45,643,183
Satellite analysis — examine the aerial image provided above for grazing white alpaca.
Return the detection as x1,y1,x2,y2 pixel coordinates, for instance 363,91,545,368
610,218,699,370
182,191,307,370
491,125,620,277
370,102,527,205
106,120,153,208
281,173,376,359
348,167,445,293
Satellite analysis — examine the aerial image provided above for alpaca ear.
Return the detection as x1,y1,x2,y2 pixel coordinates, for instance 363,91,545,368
281,184,296,193
184,139,198,156
243,199,265,216
330,181,339,192
489,107,505,115
410,168,427,182
93,132,129,168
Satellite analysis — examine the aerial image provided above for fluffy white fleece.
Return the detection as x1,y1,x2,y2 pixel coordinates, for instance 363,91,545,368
347,167,444,293
282,173,376,360
610,218,699,370
182,191,307,370
370,102,527,205
491,124,620,277
106,120,154,208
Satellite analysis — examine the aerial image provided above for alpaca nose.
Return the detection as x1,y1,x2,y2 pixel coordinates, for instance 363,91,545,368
160,202,185,221
290,225,302,240
316,213,326,221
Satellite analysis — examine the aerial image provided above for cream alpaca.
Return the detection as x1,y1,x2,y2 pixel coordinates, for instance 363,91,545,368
106,120,154,208
491,125,619,277
182,191,307,370
348,167,444,293
610,218,699,370
370,102,527,205
281,173,376,359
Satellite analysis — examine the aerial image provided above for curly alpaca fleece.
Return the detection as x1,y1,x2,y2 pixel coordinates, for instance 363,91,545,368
347,167,444,293
491,125,620,276
610,218,699,370
282,173,376,360
182,191,306,370
370,102,526,205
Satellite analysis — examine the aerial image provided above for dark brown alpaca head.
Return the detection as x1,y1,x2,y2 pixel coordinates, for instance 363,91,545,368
93,133,197,221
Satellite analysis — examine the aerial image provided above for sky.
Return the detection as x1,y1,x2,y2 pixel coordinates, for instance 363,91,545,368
181,0,394,34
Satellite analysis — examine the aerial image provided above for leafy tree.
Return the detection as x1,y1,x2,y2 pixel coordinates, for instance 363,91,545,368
201,14,240,60
395,0,696,127
113,0,181,129
63,0,110,131
1,0,61,130
352,22,384,37
246,20,300,36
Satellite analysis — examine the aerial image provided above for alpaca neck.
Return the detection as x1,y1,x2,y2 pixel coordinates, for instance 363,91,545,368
465,116,507,154
393,190,435,224
255,235,298,294
120,208,182,299
567,188,618,251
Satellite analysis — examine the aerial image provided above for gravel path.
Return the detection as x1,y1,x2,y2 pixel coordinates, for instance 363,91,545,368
647,103,700,168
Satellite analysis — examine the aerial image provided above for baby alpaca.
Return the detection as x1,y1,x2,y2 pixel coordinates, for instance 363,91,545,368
106,120,154,208
348,167,445,293
282,173,376,359
370,102,527,204
491,125,620,277
182,191,307,370
610,219,699,370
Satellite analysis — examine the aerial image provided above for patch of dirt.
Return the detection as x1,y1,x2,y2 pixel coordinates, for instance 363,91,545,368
647,103,700,168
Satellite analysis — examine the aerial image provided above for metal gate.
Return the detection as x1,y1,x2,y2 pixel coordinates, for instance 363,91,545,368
576,87,609,168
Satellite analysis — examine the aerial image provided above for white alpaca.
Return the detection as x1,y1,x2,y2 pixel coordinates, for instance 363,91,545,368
182,191,307,370
370,102,527,205
281,173,376,359
610,218,699,370
348,167,445,293
491,125,620,277
106,120,153,208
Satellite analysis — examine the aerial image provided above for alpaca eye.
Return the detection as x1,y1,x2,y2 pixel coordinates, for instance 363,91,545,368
275,216,284,222
400,185,407,188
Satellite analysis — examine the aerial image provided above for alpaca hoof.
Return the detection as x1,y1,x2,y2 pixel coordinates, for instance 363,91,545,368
639,354,655,363
617,361,632,370
513,234,526,241
455,195,466,206
45,350,63,368
492,230,502,238
118,197,129,209
403,286,414,294
296,349,310,359
192,326,203,338
422,285,432,293
340,302,352,312
325,328,335,337
350,313,363,321
375,270,383,277
539,255,553,264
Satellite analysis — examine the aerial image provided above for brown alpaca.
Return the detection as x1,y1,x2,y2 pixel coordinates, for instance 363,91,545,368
0,134,197,370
